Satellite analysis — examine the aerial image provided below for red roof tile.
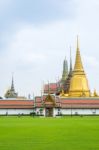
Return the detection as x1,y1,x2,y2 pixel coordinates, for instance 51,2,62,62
1,98,99,109
35,97,42,102
60,99,99,104
0,100,34,109
44,83,57,91
59,99,99,108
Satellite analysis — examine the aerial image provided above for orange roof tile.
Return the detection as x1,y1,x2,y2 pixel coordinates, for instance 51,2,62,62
0,100,34,109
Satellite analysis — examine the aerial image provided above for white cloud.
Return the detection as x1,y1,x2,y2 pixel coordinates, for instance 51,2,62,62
1,0,99,96
0,21,72,97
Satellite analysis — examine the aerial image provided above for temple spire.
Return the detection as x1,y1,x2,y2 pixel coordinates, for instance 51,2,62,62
48,81,50,94
4,74,18,98
74,36,84,71
70,47,72,73
61,47,73,95
69,37,90,97
62,57,68,81
77,35,79,50
11,74,15,92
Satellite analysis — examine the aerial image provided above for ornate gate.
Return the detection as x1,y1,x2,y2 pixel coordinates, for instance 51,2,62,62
45,108,53,117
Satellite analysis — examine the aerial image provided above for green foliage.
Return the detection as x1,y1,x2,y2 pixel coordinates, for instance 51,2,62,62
0,117,99,150
30,112,36,117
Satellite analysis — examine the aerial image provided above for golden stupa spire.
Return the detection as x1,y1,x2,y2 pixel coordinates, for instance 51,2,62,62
74,36,84,71
69,36,90,97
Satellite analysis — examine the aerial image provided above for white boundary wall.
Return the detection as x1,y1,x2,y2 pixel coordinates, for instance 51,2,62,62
35,108,45,116
0,108,99,116
53,108,99,116
0,109,33,115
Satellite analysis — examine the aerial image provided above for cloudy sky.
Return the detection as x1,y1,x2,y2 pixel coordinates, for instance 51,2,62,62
0,0,99,98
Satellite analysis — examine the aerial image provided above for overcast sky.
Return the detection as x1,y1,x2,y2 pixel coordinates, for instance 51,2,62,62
0,0,99,98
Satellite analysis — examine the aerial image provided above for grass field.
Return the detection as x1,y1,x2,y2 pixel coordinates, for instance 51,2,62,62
0,116,99,150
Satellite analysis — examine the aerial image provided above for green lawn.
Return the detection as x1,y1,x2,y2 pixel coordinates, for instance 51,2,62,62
0,116,99,150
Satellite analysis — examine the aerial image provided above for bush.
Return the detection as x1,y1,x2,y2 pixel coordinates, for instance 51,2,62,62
30,112,36,117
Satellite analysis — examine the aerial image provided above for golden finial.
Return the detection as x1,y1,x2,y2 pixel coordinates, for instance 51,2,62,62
77,35,79,50
74,36,84,71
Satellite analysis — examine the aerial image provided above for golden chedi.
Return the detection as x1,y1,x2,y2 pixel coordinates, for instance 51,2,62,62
69,37,90,97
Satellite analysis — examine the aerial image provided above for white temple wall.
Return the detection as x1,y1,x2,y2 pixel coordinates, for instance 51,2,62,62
53,108,64,116
0,109,33,115
61,108,99,115
35,108,45,116
0,108,99,116
54,108,99,116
